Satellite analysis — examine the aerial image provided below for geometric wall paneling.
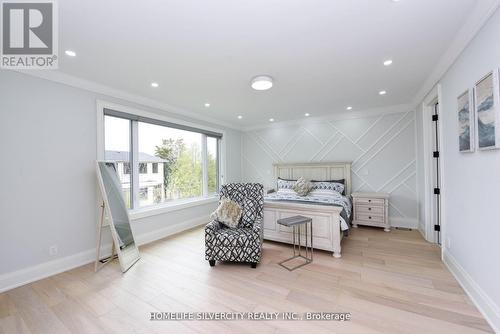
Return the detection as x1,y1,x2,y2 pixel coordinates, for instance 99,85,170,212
389,183,419,218
357,113,405,150
242,110,418,227
320,135,364,162
332,115,380,143
282,130,323,162
302,122,339,144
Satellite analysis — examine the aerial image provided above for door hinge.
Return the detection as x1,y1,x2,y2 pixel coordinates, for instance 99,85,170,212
433,151,440,158
434,188,441,195
432,114,439,121
434,225,441,232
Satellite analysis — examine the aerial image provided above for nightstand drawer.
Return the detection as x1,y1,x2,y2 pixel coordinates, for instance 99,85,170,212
355,213,384,223
355,198,384,206
355,205,384,215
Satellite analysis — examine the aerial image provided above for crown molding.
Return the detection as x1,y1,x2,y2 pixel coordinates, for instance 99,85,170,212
412,0,500,106
11,69,242,131
242,103,414,132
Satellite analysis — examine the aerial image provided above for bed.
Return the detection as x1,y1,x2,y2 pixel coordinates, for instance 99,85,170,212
263,162,352,258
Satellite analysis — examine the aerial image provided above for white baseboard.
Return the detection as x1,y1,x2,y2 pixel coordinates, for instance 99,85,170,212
0,216,208,293
417,222,426,239
443,249,500,333
390,217,418,229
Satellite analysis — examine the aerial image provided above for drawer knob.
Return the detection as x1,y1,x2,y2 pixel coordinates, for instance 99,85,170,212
368,200,372,203
369,216,372,219
368,208,372,211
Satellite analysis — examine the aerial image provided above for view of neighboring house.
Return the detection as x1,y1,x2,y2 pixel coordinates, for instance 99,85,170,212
105,150,166,207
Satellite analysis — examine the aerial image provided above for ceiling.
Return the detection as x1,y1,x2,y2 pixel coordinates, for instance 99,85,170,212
56,0,482,127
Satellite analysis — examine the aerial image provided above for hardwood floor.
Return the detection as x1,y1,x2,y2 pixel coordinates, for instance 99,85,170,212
0,226,493,334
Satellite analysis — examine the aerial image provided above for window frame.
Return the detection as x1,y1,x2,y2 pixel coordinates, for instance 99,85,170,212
97,101,225,218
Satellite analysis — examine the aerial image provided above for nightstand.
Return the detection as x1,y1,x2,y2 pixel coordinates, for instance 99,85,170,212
351,192,390,232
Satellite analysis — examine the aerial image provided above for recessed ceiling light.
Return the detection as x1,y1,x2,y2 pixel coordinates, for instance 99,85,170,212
346,106,353,110
151,82,159,88
304,113,310,117
237,115,243,119
65,50,76,57
383,59,393,66
379,90,387,95
269,118,275,122
204,103,210,108
251,75,273,91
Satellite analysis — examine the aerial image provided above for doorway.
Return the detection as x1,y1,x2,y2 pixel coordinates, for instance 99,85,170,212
421,91,443,245
430,102,441,245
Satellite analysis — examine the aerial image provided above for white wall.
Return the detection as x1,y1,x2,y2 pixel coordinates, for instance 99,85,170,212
432,7,500,331
0,71,241,289
241,108,418,228
415,102,427,236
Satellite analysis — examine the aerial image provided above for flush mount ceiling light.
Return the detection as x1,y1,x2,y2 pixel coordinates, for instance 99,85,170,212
251,75,273,91
383,59,393,66
346,106,353,110
237,115,243,119
379,90,387,95
151,82,159,88
269,118,275,122
304,113,310,117
65,50,76,57
204,103,210,108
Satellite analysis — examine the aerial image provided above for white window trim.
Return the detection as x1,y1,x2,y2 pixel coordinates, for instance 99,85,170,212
96,100,226,218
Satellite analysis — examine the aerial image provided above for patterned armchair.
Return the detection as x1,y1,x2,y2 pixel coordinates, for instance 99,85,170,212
205,183,264,268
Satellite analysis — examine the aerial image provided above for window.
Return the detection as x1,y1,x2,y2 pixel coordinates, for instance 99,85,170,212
139,163,148,174
207,136,219,194
123,162,131,174
104,115,132,208
138,122,203,204
102,108,222,210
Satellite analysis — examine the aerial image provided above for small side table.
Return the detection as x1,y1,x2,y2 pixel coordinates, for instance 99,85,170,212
352,192,390,232
277,215,313,271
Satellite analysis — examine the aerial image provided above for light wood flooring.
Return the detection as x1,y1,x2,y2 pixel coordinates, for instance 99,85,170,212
0,226,493,334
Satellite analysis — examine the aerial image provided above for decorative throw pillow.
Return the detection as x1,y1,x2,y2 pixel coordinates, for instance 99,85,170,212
277,177,297,195
293,177,312,196
210,197,242,228
312,179,346,195
310,180,345,195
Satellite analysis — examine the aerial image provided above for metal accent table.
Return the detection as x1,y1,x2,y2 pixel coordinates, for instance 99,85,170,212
277,215,313,271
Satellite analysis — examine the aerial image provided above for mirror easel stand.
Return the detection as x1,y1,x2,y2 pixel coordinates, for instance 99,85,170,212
94,201,118,272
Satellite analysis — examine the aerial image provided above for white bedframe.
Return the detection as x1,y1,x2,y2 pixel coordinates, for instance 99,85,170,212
263,162,352,258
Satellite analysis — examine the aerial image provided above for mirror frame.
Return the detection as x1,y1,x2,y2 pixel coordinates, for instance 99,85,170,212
96,161,140,272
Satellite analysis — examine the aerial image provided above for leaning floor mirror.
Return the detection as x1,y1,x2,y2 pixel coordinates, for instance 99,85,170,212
96,161,140,272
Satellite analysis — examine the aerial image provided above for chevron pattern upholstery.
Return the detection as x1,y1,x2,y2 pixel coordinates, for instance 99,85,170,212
205,183,264,266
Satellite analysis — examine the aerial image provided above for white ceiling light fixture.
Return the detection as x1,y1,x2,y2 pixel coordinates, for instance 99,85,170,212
383,59,393,66
151,82,159,88
379,90,387,95
65,50,76,57
346,106,353,110
251,75,273,91
204,103,211,108
237,115,243,119
304,113,310,117
269,118,275,122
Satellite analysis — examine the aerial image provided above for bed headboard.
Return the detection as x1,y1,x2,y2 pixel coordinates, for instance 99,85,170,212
273,162,352,196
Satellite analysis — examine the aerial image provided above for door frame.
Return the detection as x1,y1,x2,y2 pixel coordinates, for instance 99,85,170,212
421,84,446,246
